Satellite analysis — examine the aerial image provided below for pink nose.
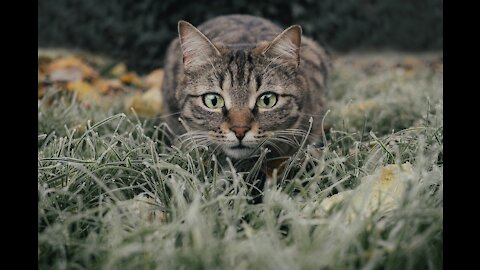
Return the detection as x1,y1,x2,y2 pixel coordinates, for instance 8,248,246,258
230,126,250,140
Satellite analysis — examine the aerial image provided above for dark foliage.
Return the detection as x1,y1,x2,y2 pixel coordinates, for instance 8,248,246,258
38,0,443,73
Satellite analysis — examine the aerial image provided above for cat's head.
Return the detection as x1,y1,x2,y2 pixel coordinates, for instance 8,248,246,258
176,20,308,159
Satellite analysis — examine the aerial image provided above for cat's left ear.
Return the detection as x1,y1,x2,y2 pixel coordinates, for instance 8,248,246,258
261,25,302,68
178,20,222,70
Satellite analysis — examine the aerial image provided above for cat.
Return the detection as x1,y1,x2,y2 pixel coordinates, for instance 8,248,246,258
161,14,330,162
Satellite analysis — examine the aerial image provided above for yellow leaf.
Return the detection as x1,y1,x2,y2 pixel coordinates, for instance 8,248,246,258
94,79,124,95
38,70,44,84
120,72,144,87
109,63,127,77
318,163,414,223
144,69,164,89
126,87,163,117
66,81,100,102
38,87,46,98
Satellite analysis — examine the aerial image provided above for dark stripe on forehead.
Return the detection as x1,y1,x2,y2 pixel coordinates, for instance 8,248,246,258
235,50,247,83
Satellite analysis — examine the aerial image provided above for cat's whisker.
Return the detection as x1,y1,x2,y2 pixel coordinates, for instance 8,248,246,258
273,130,309,137
262,140,285,155
177,131,210,140
272,133,308,143
151,111,182,120
177,132,211,149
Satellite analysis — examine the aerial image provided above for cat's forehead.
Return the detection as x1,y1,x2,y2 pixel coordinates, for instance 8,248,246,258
216,49,255,85
223,49,256,67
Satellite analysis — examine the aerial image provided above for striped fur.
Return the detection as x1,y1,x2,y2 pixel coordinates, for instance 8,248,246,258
161,15,330,160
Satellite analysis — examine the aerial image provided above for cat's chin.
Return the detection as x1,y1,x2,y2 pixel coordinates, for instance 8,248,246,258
222,146,257,160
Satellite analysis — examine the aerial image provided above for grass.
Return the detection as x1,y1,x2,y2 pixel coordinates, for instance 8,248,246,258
38,52,443,269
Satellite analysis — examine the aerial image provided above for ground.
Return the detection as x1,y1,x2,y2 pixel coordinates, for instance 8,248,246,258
38,49,443,269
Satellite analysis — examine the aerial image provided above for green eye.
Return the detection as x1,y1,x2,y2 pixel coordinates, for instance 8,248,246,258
256,93,278,108
203,93,225,109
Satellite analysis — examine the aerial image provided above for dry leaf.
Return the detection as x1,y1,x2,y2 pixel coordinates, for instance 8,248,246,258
38,87,46,98
66,81,100,102
47,56,99,82
49,68,84,82
126,87,163,117
38,56,53,69
318,163,414,223
38,70,44,84
145,69,164,89
94,79,124,95
109,63,127,77
120,72,143,87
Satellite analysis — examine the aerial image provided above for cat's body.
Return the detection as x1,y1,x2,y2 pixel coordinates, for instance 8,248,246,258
161,15,330,160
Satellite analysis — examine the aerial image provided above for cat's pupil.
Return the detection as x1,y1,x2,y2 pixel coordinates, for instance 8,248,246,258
211,97,217,106
263,96,270,105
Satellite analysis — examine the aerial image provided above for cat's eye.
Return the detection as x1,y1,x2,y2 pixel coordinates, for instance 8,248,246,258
256,93,278,108
203,93,225,109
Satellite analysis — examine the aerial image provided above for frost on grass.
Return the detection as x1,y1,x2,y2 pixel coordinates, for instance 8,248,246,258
38,52,443,270
317,163,413,222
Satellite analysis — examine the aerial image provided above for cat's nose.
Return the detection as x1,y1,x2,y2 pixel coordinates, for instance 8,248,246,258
230,126,250,140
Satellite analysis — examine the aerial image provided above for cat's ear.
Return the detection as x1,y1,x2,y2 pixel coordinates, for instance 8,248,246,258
178,20,221,70
261,25,302,68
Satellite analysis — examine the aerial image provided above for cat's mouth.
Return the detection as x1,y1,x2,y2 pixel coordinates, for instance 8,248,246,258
223,143,257,159
230,144,248,150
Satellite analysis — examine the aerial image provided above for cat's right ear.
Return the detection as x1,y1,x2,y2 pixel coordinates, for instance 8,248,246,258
178,20,221,70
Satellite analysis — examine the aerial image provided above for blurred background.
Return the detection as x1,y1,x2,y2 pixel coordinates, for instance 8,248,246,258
38,0,443,74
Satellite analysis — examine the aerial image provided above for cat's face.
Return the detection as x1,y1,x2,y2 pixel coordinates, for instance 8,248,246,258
176,21,306,159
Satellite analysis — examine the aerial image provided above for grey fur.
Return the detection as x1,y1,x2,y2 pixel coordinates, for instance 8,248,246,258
161,15,330,160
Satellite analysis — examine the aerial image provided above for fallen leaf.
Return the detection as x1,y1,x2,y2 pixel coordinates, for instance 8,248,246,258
38,56,52,73
126,87,163,117
38,87,46,98
144,69,164,89
317,163,414,223
66,81,100,102
38,70,44,84
94,79,124,95
49,68,84,82
47,56,99,82
120,72,144,87
109,63,127,77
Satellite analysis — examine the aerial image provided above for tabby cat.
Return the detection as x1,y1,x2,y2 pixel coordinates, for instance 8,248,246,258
161,15,330,161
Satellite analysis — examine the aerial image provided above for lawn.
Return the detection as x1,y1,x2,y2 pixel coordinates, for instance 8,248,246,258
38,50,443,269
